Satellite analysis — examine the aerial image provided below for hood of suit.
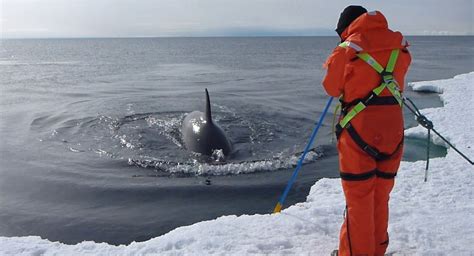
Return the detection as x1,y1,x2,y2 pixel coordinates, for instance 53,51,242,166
340,11,390,42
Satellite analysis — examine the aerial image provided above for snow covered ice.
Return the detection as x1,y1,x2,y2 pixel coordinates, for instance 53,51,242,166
1,73,473,255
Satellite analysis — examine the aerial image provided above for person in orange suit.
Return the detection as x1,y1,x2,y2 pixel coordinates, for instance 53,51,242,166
322,6,411,256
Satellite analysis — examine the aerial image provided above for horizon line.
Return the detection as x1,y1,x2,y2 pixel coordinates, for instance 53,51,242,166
2,34,473,40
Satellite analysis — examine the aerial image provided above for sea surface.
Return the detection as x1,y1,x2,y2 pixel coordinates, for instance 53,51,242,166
0,36,472,245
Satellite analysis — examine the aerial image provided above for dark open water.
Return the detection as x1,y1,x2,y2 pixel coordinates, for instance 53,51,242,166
0,36,472,244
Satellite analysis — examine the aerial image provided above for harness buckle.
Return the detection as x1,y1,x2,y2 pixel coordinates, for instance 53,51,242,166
380,70,394,84
363,144,380,158
364,92,376,105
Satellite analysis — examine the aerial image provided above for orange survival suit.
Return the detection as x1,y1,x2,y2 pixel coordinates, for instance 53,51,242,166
323,11,411,256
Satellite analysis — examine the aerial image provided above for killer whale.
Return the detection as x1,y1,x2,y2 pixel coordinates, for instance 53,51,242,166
181,89,232,156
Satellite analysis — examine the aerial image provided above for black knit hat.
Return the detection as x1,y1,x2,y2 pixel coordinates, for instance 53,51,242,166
335,5,367,36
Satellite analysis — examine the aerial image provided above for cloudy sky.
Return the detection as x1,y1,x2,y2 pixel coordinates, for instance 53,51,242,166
1,0,473,38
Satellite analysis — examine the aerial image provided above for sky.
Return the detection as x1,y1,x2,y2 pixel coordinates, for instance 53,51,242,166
1,0,473,38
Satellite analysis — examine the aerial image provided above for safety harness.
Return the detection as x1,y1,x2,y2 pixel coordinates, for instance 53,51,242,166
335,41,404,161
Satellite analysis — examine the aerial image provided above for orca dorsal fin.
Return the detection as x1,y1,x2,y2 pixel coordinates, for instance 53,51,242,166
205,88,212,123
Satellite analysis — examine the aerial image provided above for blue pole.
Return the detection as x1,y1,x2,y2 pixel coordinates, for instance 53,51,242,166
273,97,334,213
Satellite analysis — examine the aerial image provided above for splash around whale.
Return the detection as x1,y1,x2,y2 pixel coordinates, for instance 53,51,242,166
181,89,233,157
